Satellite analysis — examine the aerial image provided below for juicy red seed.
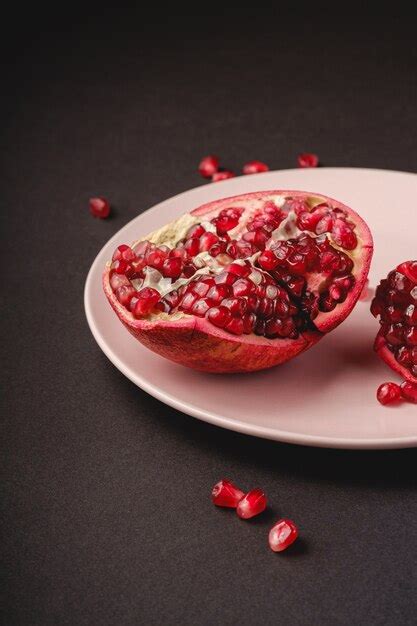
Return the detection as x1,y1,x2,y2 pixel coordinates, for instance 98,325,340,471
214,215,240,233
192,280,212,297
236,489,267,519
242,312,256,334
215,271,236,286
89,196,110,218
400,382,417,403
227,262,251,277
287,253,307,275
133,288,160,316
183,263,197,278
331,219,358,250
209,241,227,257
212,170,235,182
257,298,274,318
170,247,188,260
242,160,269,175
233,278,255,297
186,224,206,239
315,214,333,235
376,382,402,405
110,272,130,290
206,306,232,328
199,232,219,251
115,285,136,306
162,257,182,278
211,479,245,508
254,319,266,335
258,250,279,271
269,519,299,552
198,155,219,179
207,284,231,302
112,244,135,262
180,292,197,311
396,346,412,366
184,238,201,257
113,259,129,274
192,299,212,316
146,249,167,270
397,261,417,283
222,297,247,316
297,152,319,168
225,317,244,335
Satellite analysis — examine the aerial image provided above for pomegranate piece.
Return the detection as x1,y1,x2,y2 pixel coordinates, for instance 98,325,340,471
400,382,417,404
297,153,319,168
243,160,269,175
376,382,402,405
211,479,245,507
103,190,372,373
371,261,417,383
89,196,110,219
269,519,298,552
236,488,267,519
198,155,219,179
212,170,235,182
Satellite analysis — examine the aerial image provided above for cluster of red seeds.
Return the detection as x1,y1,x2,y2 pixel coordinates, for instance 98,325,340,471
371,262,417,379
211,479,298,553
377,381,417,405
109,199,358,337
198,153,319,183
198,155,269,182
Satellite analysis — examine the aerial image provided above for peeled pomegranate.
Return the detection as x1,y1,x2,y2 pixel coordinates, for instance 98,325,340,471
371,261,417,383
103,191,373,373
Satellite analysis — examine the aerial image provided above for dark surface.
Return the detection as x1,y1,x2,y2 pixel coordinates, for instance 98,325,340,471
2,8,417,626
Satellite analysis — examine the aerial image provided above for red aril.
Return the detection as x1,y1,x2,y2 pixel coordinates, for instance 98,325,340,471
376,382,402,405
400,382,417,403
212,170,235,182
268,519,298,552
103,190,372,372
198,155,219,179
90,196,110,219
243,160,269,175
236,488,267,519
371,261,417,383
297,153,319,168
211,479,245,507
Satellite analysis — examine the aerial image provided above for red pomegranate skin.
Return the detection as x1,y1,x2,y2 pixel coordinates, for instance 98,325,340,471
103,190,373,373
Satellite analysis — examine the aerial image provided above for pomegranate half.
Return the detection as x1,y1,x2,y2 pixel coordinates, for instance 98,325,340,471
371,261,417,383
103,190,373,373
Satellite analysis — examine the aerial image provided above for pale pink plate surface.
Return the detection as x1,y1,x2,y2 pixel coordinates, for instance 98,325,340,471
84,168,417,449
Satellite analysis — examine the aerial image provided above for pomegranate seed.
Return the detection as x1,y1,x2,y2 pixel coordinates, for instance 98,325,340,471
332,219,358,250
113,259,129,275
184,238,201,257
186,224,206,239
89,196,110,218
376,382,402,405
146,249,167,271
396,346,412,367
192,299,212,316
206,306,232,328
162,257,182,278
192,279,213,297
405,304,417,325
215,271,236,286
212,170,235,182
269,519,298,552
400,382,417,403
236,489,267,519
112,244,135,262
214,214,240,234
110,272,130,290
258,250,279,271
199,232,219,252
242,160,269,175
133,288,160,316
115,285,136,306
222,297,247,316
207,284,231,302
198,155,219,179
183,263,197,278
405,327,417,346
180,292,197,311
242,312,256,334
211,479,245,507
297,153,319,168
233,278,255,297
225,317,244,335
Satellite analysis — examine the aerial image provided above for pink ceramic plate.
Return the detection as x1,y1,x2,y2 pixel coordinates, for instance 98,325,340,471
84,168,417,449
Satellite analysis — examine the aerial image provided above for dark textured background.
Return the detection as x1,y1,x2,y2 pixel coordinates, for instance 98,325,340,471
2,7,417,625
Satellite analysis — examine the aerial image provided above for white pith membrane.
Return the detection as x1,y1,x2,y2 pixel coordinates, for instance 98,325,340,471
107,193,369,340
371,261,417,382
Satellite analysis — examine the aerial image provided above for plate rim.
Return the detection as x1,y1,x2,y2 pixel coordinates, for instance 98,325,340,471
84,167,417,450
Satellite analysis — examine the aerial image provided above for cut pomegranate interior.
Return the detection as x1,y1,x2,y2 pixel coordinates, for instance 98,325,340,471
103,191,373,372
371,261,417,383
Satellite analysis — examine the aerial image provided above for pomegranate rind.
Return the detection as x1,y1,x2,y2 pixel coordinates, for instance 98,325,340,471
103,190,373,373
374,330,417,384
